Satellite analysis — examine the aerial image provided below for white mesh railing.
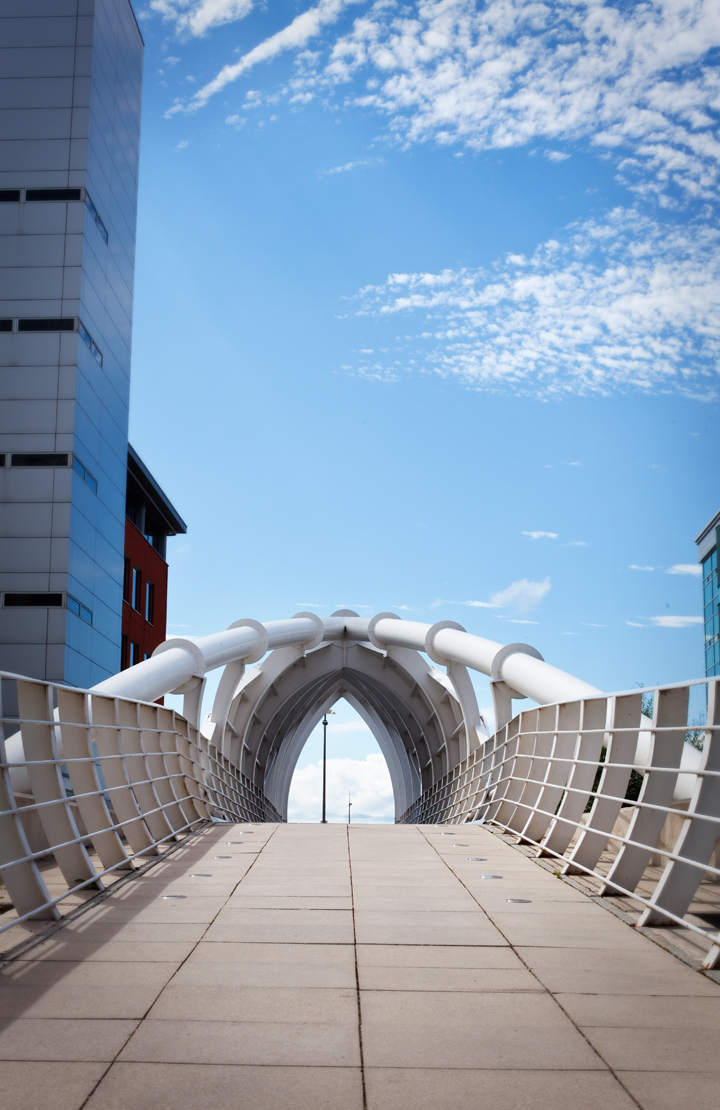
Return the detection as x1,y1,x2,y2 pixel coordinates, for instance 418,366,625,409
400,678,720,969
0,673,280,938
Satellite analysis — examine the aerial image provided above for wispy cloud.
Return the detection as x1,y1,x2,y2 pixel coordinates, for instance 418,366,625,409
626,615,704,628
564,541,588,547
580,622,604,627
630,565,654,571
150,0,254,37
666,563,702,576
320,157,381,176
649,615,703,628
352,211,720,400
490,577,551,612
179,0,720,203
522,531,558,540
460,600,500,609
166,0,358,115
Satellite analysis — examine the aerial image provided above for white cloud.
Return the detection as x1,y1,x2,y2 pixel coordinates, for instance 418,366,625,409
180,0,720,203
522,531,558,540
150,0,254,37
460,600,500,608
352,210,720,399
626,621,646,627
506,618,539,624
564,541,588,546
630,565,655,571
490,577,551,612
168,0,358,115
295,602,321,607
175,140,189,149
666,563,702,576
320,157,380,176
545,151,570,162
580,622,604,627
649,615,703,627
287,753,394,822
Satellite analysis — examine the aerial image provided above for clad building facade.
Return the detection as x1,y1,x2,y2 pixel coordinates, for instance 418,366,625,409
0,0,144,686
697,509,720,678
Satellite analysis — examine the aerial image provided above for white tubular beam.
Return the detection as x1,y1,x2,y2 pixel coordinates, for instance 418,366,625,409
90,610,600,712
501,653,601,704
370,618,601,704
91,618,320,704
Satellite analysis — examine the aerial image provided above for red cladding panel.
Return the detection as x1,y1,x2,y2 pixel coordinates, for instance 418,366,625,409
121,520,168,667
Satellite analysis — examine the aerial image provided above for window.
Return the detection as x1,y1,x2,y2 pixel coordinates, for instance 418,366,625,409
132,566,142,611
3,593,63,607
121,633,128,669
123,557,131,603
66,594,93,624
0,190,20,202
72,455,98,493
0,455,5,466
130,641,140,667
703,548,719,678
85,192,108,244
145,580,154,625
25,188,82,202
11,453,69,467
17,318,75,332
78,320,103,366
0,320,12,332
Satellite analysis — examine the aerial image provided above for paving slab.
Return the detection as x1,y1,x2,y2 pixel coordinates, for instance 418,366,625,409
0,821,718,1110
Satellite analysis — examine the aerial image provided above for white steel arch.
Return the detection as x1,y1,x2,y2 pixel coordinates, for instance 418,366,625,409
88,608,603,821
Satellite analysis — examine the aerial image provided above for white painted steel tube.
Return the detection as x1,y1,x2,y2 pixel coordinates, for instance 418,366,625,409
370,618,601,703
89,611,600,710
501,652,601,704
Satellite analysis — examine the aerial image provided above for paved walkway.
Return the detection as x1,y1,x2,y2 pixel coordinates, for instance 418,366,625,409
1,823,719,1110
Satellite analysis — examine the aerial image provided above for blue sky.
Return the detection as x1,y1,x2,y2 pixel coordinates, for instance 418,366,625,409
128,0,719,818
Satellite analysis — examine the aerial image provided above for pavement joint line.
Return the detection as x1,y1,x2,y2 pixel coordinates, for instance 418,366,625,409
485,826,720,980
347,826,368,1110
417,823,646,1110
75,821,280,1110
0,823,214,969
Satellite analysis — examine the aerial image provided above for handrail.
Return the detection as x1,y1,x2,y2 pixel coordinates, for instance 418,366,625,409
399,676,720,969
0,674,281,941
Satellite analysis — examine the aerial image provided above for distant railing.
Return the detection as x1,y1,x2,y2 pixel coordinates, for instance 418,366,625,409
0,673,280,939
400,678,720,970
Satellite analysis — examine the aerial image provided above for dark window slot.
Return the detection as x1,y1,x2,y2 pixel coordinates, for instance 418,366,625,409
145,581,154,625
17,318,75,332
123,557,131,603
0,190,21,202
11,453,69,467
25,188,82,202
132,566,142,612
4,593,63,607
130,641,141,667
0,320,12,332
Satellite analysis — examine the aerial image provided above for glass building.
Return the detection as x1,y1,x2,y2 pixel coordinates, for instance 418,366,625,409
696,510,720,677
0,0,144,687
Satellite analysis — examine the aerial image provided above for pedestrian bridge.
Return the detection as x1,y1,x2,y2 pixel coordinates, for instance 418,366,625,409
1,611,719,1108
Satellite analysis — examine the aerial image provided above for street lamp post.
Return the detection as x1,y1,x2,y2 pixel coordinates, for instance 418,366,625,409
321,710,334,824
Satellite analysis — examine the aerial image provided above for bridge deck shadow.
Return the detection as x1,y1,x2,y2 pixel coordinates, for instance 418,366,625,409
0,823,719,1110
